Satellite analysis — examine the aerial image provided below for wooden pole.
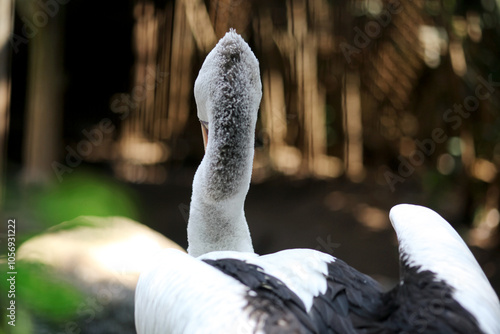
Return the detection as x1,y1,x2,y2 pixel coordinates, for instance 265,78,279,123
0,0,15,205
343,71,365,182
22,2,64,184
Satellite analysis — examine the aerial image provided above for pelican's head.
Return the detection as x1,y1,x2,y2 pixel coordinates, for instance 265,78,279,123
194,29,262,150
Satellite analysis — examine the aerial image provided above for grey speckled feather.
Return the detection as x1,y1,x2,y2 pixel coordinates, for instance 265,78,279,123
205,34,259,201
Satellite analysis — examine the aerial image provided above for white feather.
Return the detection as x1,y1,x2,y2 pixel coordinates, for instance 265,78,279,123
135,249,261,334
390,204,500,334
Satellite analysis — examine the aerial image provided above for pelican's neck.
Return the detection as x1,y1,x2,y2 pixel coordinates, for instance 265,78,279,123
187,113,255,257
187,30,261,257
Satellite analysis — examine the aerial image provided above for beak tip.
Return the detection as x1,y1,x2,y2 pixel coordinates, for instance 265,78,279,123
201,123,209,151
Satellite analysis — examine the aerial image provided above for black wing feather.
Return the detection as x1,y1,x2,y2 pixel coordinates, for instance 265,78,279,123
203,258,318,334
375,263,484,334
308,259,386,333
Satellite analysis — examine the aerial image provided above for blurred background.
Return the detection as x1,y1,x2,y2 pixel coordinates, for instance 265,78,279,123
1,0,500,332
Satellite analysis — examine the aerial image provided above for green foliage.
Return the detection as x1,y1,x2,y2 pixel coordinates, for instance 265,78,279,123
8,308,34,334
11,261,85,320
31,171,139,227
1,261,86,334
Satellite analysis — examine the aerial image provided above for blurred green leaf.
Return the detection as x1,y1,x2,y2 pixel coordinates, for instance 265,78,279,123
9,261,85,321
10,308,34,334
31,171,139,226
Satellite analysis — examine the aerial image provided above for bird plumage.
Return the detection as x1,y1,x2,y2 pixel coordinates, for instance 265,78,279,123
135,30,500,334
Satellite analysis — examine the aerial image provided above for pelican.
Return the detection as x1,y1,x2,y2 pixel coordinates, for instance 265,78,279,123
135,30,500,333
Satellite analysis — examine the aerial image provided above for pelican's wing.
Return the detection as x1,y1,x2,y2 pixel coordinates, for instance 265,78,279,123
309,258,386,333
389,204,500,334
202,249,385,333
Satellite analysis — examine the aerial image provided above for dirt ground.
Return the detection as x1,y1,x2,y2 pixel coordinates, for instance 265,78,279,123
132,166,500,296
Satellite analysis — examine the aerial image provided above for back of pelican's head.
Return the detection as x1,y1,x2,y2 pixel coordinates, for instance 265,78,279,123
194,29,262,134
188,30,261,257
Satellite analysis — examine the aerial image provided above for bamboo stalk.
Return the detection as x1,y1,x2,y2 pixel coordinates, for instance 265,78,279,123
165,0,194,140
343,71,365,182
0,0,14,205
23,3,64,184
184,0,217,52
